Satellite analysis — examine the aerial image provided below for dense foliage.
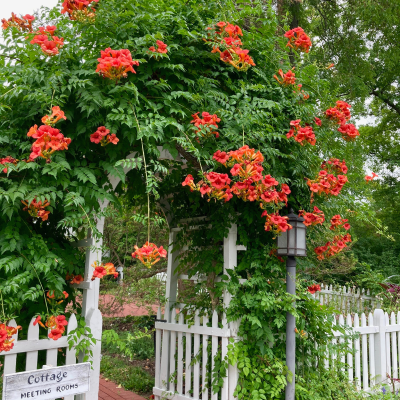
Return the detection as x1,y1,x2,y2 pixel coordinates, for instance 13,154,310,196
0,0,384,397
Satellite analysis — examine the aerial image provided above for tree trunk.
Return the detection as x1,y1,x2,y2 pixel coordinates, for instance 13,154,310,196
288,0,301,66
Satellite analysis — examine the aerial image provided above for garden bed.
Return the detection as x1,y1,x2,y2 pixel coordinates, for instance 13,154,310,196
101,315,156,399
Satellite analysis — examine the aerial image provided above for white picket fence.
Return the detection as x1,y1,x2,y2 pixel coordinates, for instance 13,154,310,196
2,315,78,400
316,283,380,314
323,309,400,392
154,306,236,400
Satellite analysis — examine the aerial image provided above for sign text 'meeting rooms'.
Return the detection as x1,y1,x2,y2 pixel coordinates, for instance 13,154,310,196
2,363,90,400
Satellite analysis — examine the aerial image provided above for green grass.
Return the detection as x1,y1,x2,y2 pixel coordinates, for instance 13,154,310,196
100,355,154,393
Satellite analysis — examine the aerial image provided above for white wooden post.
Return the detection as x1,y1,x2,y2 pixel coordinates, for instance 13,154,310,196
373,309,387,385
223,224,239,400
160,230,179,390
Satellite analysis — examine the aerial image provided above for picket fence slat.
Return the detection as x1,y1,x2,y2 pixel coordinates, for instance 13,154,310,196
160,307,171,390
339,315,345,373
177,311,184,395
332,317,337,366
3,319,19,375
202,315,209,400
386,312,391,378
26,317,39,371
354,313,361,389
64,314,78,400
185,317,192,397
211,311,218,400
398,312,400,379
170,309,177,394
193,311,201,399
361,313,369,390
346,314,353,382
65,313,78,366
221,311,229,400
391,312,398,380
155,307,162,392
368,312,376,386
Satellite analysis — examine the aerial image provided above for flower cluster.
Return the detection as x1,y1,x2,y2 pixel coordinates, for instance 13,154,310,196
314,233,352,260
274,69,296,86
33,315,68,340
307,159,348,200
30,26,64,56
321,158,348,174
284,27,312,53
91,261,118,280
96,48,139,81
149,40,168,54
190,112,221,139
299,206,325,227
286,120,316,146
262,212,292,234
274,70,309,99
47,290,69,302
66,273,84,285
1,13,34,31
307,284,321,294
61,0,98,23
21,198,51,221
365,172,378,182
90,126,119,146
132,242,167,268
294,328,308,339
183,146,291,234
329,214,350,231
27,107,70,161
0,156,17,173
0,323,21,352
325,101,359,141
206,21,255,71
41,106,67,126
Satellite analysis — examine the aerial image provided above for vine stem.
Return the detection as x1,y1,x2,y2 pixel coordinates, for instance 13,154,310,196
20,253,49,316
0,290,6,322
141,137,151,242
130,104,151,242
49,89,55,112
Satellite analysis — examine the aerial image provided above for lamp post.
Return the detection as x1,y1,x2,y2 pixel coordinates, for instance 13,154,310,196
277,209,307,400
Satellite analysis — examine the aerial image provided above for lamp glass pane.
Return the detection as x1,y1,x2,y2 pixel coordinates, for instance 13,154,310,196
277,230,287,255
288,224,296,249
296,249,306,256
297,225,306,251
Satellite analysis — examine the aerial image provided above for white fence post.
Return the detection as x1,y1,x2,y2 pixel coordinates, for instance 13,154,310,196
224,224,240,400
373,309,387,385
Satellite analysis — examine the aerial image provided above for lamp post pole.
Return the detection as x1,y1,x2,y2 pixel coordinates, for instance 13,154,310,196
276,209,306,400
285,255,296,400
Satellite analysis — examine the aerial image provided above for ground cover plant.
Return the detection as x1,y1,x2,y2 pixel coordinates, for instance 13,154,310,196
0,0,387,398
100,315,155,397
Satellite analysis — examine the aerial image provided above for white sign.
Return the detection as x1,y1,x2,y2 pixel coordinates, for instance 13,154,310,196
2,363,90,400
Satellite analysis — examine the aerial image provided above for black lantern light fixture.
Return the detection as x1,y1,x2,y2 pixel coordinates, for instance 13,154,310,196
276,209,307,400
277,210,307,257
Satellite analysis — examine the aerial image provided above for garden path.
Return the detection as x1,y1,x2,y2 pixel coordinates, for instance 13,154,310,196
99,294,160,317
99,295,157,399
99,377,147,400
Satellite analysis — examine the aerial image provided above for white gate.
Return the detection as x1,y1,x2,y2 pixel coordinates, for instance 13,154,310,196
153,223,244,400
